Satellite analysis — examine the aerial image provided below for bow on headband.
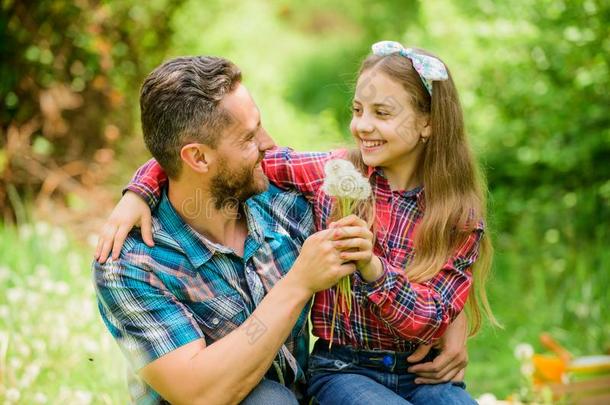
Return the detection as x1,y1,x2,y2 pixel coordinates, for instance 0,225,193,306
371,41,448,95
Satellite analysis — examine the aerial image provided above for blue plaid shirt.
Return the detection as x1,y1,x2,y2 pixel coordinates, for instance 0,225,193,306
94,185,314,404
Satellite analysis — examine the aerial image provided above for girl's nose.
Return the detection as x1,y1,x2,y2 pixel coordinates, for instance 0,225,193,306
356,117,375,134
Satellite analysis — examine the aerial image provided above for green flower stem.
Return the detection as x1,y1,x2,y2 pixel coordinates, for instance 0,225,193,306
328,197,356,348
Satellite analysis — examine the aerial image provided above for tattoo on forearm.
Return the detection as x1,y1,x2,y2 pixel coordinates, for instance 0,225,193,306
243,314,267,344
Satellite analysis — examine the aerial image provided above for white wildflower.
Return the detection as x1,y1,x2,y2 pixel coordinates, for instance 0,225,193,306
514,343,534,361
477,393,498,405
82,337,100,354
7,287,25,303
34,222,50,236
520,362,535,377
353,180,372,200
55,281,70,296
32,339,47,353
10,357,23,370
19,224,33,240
24,363,41,380
34,264,50,278
33,393,47,404
73,390,93,404
16,341,31,358
49,226,68,252
323,159,354,177
41,279,55,293
26,275,38,288
5,388,21,402
322,159,371,200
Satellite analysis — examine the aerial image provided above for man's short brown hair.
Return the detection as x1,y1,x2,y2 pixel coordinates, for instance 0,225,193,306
140,56,242,178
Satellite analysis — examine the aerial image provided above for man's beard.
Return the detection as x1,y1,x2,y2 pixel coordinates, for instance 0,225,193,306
209,156,268,210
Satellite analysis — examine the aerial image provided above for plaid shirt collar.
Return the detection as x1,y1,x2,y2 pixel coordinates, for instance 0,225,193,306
156,191,277,269
367,165,425,201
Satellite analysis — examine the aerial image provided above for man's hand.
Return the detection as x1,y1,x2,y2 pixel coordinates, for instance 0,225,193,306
95,191,153,263
406,311,469,384
290,228,358,294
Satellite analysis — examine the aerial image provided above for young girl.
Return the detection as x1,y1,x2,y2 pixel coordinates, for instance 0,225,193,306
97,41,495,404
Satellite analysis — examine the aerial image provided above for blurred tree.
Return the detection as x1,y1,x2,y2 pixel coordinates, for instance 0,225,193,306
282,0,420,134
0,0,184,222
457,0,610,241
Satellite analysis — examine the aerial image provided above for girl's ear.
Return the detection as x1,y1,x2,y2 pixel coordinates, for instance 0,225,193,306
180,143,215,173
420,116,432,143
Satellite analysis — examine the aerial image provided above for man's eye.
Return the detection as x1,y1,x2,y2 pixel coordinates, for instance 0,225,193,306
352,106,362,113
377,111,390,117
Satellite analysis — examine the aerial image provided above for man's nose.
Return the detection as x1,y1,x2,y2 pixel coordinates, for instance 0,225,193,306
257,128,276,151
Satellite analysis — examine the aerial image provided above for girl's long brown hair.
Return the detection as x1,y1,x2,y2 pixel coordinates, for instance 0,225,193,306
353,48,499,334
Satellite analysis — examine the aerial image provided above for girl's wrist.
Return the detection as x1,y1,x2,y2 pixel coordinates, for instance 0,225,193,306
359,255,384,283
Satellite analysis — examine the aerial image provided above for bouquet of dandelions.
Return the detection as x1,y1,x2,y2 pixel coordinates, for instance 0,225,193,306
322,159,372,347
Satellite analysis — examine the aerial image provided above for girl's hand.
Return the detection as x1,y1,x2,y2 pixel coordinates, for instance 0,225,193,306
329,214,383,283
95,191,153,263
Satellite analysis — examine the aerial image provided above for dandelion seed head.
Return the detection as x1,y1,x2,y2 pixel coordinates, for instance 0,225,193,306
477,393,498,405
19,224,33,240
47,226,69,252
34,264,50,278
73,389,93,404
324,159,354,177
10,357,23,370
7,287,25,303
35,222,51,237
33,393,47,404
520,362,534,377
55,281,70,296
16,341,31,358
32,339,47,354
5,388,21,402
514,343,534,361
323,160,370,200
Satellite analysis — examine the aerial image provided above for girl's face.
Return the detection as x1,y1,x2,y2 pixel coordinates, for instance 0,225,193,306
350,69,430,172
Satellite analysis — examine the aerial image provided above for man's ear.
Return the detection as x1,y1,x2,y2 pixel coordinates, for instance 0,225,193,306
180,143,214,173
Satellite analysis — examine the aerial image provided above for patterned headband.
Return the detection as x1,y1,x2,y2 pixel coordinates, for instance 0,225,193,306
371,40,448,95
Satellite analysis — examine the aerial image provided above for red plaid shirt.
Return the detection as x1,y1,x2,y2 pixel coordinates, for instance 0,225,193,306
126,147,483,350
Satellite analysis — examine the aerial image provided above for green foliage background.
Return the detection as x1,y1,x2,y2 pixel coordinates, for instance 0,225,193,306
1,0,608,402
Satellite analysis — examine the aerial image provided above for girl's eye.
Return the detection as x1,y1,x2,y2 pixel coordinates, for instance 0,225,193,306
352,105,362,114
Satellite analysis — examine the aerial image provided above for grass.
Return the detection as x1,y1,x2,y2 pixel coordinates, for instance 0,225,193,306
0,223,128,404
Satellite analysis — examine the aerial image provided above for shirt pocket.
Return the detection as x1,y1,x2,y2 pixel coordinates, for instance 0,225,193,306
194,293,247,342
385,238,414,267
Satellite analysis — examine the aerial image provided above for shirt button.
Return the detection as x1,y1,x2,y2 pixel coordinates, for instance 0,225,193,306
212,318,220,325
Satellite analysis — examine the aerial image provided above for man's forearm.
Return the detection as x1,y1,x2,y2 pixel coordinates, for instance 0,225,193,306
141,271,312,405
